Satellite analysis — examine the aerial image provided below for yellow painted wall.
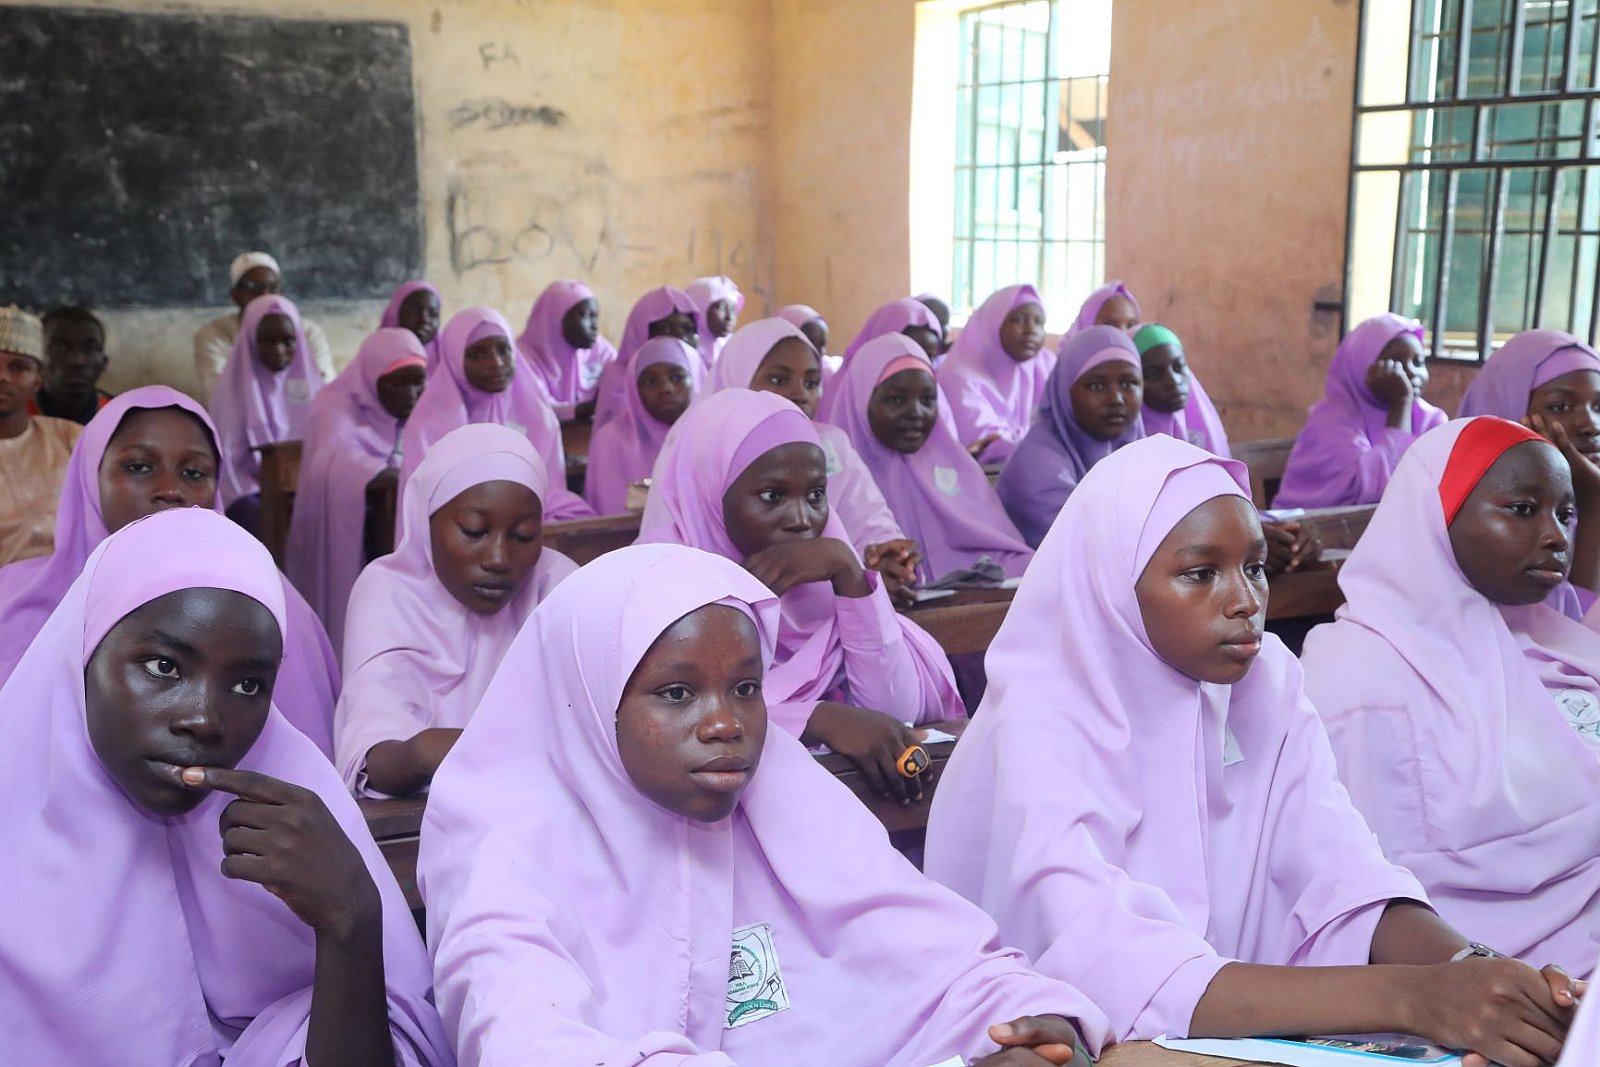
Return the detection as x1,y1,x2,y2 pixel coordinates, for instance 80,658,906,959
26,0,772,397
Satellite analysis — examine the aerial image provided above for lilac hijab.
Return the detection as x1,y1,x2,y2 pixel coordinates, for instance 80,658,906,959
826,333,1033,581
1273,312,1447,508
208,294,324,507
398,306,590,521
583,336,697,516
1301,418,1600,973
840,297,941,365
774,303,823,333
926,435,1428,1042
284,328,426,655
997,325,1147,547
514,279,618,415
685,273,744,373
336,423,576,796
1135,325,1232,458
417,543,1112,1063
1067,279,1141,335
935,284,1056,463
707,318,906,552
0,508,449,1065
380,280,443,367
638,388,962,734
593,286,701,428
0,386,341,755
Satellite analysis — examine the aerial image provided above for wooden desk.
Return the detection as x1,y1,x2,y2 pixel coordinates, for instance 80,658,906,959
1291,503,1375,552
256,440,303,568
1098,1042,1254,1066
902,588,1015,657
544,513,642,564
1233,436,1296,509
364,473,399,564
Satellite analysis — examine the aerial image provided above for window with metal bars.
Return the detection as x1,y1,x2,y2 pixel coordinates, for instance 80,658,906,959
952,0,1110,320
1349,0,1600,362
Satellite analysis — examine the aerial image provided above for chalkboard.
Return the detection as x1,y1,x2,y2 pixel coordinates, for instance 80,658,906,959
0,6,421,308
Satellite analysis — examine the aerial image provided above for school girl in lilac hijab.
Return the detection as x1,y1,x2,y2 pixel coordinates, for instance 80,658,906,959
398,306,591,521
335,424,576,797
381,280,443,367
1302,417,1600,975
638,388,962,738
208,294,324,514
583,335,696,515
591,285,701,428
1065,279,1141,335
417,542,1111,1065
685,273,743,373
936,284,1055,464
514,279,617,421
1273,312,1445,508
709,317,905,553
827,333,1033,582
0,386,341,756
285,328,426,655
996,325,1146,547
0,508,451,1066
928,435,1578,1055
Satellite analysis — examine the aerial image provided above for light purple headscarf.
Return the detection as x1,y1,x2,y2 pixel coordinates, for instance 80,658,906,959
841,297,941,365
208,294,324,507
583,336,697,516
417,542,1112,1063
997,325,1147,547
706,318,906,552
638,388,961,735
1301,418,1600,974
336,423,576,796
0,386,341,756
827,333,1033,581
592,286,701,429
1066,279,1141,335
380,280,443,368
774,303,823,333
0,507,450,1065
285,328,426,655
514,279,618,419
926,435,1428,1042
398,306,591,521
685,274,744,373
1272,312,1447,508
935,284,1055,463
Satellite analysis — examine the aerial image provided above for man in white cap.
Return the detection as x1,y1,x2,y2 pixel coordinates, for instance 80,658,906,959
0,306,81,566
191,251,334,397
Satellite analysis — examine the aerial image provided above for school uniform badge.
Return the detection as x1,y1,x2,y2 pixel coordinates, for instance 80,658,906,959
933,465,960,496
725,921,789,1028
286,380,311,403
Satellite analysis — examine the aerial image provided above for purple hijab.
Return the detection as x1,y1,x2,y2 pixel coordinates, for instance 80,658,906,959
335,423,576,796
0,386,341,756
417,543,1112,1063
0,507,450,1065
284,328,426,655
996,325,1147,547
592,286,701,429
1301,418,1600,974
638,388,962,735
1273,312,1447,508
1066,279,1141,335
398,306,591,521
514,279,618,418
380,280,443,367
706,318,905,551
583,336,697,515
775,303,824,333
685,273,744,373
840,297,941,365
208,294,324,507
926,435,1428,1042
935,284,1056,463
826,333,1033,581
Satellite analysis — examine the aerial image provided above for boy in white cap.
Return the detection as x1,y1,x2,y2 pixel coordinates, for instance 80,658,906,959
0,306,81,566
192,251,334,397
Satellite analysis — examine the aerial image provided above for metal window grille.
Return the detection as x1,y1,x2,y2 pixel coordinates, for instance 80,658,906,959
1350,0,1600,361
952,0,1110,319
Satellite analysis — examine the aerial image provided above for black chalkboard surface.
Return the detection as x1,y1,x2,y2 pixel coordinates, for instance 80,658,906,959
0,6,421,308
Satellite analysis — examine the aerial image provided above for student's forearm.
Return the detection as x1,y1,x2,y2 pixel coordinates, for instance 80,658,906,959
1190,961,1419,1038
1369,900,1470,965
362,729,462,796
306,889,397,1067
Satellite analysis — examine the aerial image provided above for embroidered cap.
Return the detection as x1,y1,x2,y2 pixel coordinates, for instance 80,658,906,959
229,251,281,286
0,306,43,361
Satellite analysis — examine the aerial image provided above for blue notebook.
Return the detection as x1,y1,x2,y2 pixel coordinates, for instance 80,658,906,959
1153,1034,1461,1065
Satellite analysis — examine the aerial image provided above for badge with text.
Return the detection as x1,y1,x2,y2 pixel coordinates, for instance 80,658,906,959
725,921,790,1029
1555,688,1600,748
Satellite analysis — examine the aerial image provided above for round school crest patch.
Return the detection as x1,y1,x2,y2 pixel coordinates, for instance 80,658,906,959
724,921,790,1028
285,380,311,403
1554,688,1600,749
933,465,960,497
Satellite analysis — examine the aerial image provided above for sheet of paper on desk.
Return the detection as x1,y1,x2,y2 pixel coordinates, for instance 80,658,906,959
915,727,959,744
913,588,958,603
920,1058,966,1067
1154,1034,1461,1065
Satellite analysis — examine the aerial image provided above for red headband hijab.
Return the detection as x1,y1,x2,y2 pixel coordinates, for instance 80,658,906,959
1439,417,1547,525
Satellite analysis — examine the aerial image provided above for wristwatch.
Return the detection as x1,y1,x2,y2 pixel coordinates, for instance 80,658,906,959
1450,941,1507,962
